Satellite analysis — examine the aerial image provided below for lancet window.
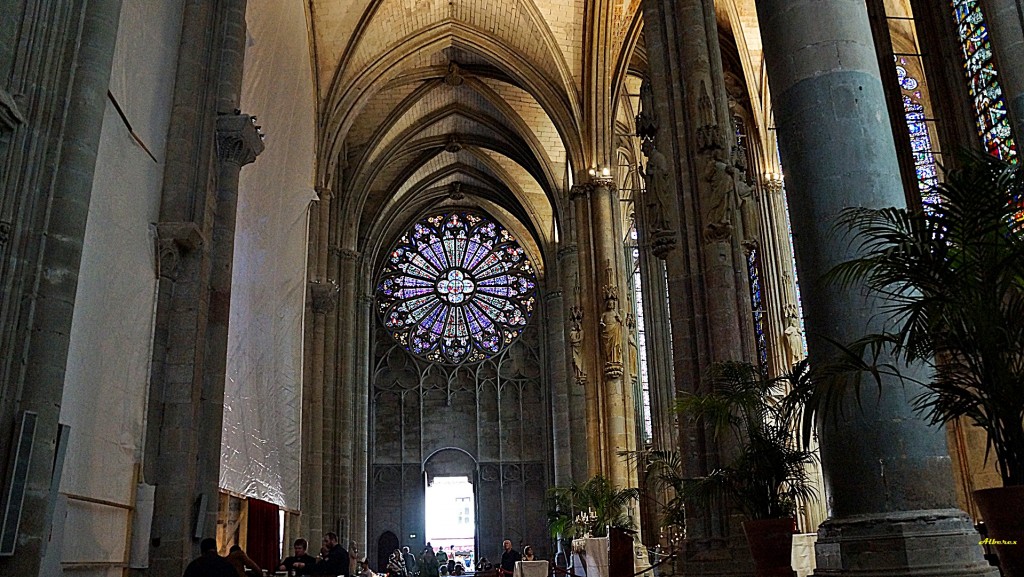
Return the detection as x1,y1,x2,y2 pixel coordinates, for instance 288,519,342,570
951,0,1017,160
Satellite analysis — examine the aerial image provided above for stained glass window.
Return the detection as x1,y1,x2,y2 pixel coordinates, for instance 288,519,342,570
951,0,1017,160
377,211,537,364
628,223,653,443
895,62,940,205
747,247,768,375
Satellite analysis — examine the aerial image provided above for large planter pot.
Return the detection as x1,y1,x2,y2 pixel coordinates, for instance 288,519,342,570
975,486,1024,577
742,518,795,577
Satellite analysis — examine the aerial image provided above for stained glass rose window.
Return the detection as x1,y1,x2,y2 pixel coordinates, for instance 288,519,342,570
377,212,537,364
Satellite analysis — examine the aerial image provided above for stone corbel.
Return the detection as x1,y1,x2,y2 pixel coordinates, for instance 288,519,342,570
215,113,265,166
156,222,205,279
308,279,340,314
0,88,25,131
569,183,594,201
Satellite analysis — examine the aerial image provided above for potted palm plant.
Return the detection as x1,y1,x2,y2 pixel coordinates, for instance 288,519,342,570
824,153,1024,575
546,474,639,540
636,360,818,577
546,476,640,577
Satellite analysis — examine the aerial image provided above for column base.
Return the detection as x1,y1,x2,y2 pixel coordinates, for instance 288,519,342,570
812,509,997,576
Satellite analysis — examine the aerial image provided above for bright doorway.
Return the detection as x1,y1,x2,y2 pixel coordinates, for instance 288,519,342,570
425,476,475,568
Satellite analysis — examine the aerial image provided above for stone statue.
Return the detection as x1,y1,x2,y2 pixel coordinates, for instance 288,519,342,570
569,316,585,382
641,138,673,232
702,148,737,241
732,150,758,242
626,313,638,377
600,297,623,365
636,77,657,140
783,302,804,367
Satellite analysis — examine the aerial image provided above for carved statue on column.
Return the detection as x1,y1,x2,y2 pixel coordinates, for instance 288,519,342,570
696,81,720,152
636,78,657,142
635,76,677,257
702,147,738,241
569,305,586,385
732,146,759,242
782,302,804,368
626,313,638,380
600,287,624,373
640,139,673,232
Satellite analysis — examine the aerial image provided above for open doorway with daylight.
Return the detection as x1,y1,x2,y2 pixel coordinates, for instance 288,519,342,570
425,476,475,571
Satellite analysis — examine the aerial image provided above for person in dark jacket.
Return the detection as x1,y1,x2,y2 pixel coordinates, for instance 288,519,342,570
305,532,350,575
183,538,236,577
499,540,521,577
280,538,319,574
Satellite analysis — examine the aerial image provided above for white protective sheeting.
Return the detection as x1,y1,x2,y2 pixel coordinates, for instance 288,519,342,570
219,0,316,510
60,0,184,572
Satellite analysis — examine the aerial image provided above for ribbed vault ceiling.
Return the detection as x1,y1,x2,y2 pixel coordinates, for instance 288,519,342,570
306,0,764,273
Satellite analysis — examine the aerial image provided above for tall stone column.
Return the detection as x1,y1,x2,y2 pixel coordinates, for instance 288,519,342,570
757,1,996,574
198,111,265,537
590,178,632,489
0,2,122,575
336,247,360,539
144,1,253,574
546,287,571,485
570,184,606,477
352,292,374,558
642,0,757,570
557,243,590,484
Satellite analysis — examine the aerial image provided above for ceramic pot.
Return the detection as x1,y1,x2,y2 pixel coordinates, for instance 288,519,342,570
974,486,1024,577
742,518,795,577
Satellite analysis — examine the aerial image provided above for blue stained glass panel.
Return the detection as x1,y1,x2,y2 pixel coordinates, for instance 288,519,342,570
950,0,1017,160
377,211,537,364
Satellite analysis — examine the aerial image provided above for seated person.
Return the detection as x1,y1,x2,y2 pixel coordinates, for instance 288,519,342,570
226,545,261,577
358,559,379,577
280,539,318,574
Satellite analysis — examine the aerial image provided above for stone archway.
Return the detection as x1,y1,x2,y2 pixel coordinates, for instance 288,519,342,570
377,531,400,572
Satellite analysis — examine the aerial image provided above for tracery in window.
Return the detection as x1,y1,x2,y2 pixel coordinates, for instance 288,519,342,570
377,211,537,365
627,222,653,443
951,0,1017,160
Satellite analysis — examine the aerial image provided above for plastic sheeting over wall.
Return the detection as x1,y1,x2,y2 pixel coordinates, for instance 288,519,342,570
59,0,185,573
219,0,316,511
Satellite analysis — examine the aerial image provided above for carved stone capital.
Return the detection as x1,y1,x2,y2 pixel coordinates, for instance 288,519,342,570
216,113,265,166
544,290,563,301
156,222,205,279
0,88,25,131
650,230,677,259
358,293,375,305
604,362,623,378
569,183,593,200
0,221,11,247
308,280,339,314
315,186,332,201
337,248,360,262
591,176,616,192
557,243,578,259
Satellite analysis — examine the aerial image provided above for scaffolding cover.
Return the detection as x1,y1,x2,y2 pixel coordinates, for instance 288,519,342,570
219,0,316,510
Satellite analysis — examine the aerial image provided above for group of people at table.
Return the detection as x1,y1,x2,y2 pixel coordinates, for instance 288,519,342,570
183,534,542,577
182,532,350,577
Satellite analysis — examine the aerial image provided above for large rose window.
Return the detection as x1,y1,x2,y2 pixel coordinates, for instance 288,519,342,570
377,212,537,364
